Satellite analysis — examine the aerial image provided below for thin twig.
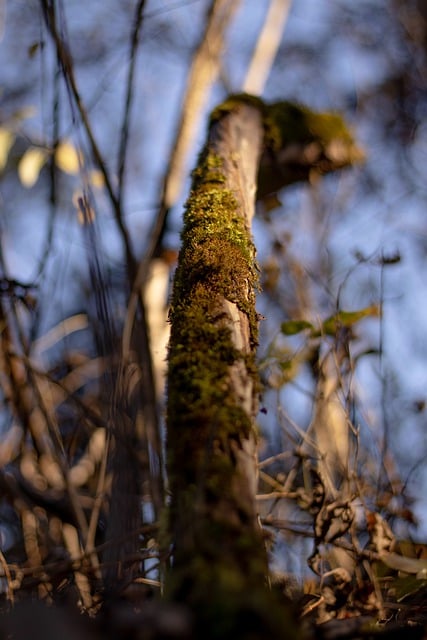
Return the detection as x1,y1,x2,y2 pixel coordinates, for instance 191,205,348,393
117,0,146,204
32,11,59,288
0,550,15,604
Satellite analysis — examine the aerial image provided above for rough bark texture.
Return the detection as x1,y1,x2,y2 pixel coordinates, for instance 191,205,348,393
166,103,296,639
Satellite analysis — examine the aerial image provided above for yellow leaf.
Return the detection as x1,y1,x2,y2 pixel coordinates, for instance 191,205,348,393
0,128,15,172
89,169,104,188
18,147,48,188
55,140,82,174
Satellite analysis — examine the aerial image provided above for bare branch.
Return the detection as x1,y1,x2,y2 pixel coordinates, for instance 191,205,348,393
242,0,293,95
117,0,147,204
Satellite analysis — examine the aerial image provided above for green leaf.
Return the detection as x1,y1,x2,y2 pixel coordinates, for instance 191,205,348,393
280,320,314,335
393,576,427,602
321,305,380,335
278,360,293,371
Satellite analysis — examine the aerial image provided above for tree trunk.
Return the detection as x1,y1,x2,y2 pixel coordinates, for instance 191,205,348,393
166,101,295,638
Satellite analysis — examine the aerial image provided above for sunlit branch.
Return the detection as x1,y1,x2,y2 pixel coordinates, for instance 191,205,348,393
242,0,292,96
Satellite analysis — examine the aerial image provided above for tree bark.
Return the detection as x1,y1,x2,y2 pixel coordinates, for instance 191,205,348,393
166,102,295,638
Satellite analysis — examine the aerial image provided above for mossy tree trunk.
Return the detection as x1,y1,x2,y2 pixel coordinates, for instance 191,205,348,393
166,103,294,638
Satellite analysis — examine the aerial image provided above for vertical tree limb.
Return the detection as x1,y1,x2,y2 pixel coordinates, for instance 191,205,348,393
166,100,295,638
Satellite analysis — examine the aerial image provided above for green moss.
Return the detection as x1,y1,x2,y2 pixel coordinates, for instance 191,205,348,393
191,149,226,184
168,283,255,480
263,100,355,150
207,95,363,205
167,137,263,582
208,93,362,173
171,146,259,347
209,92,266,125
258,100,364,198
